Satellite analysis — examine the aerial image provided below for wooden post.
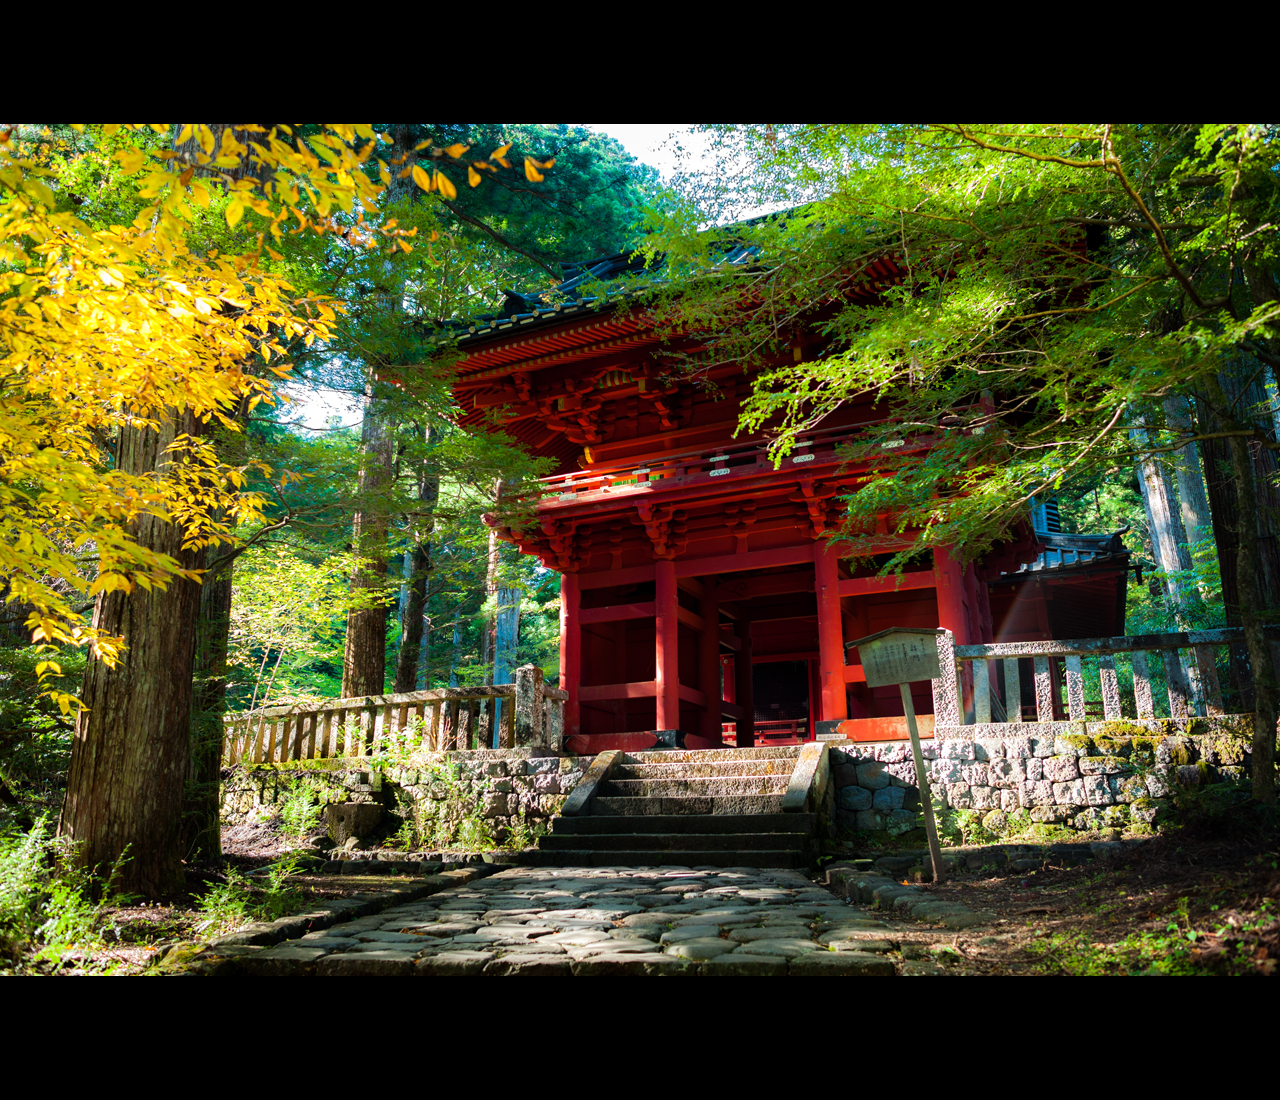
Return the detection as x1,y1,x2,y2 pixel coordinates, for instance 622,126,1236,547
499,690,515,748
734,618,754,747
560,572,581,739
699,580,722,739
815,541,848,723
655,558,680,731
901,683,947,885
515,663,545,746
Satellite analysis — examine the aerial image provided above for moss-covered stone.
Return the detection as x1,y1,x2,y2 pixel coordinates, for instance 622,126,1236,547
1095,720,1148,739
1065,734,1095,755
1093,736,1132,758
1130,796,1158,824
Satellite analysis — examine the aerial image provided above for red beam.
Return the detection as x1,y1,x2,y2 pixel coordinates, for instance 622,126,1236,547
678,683,708,707
578,680,657,701
716,573,814,601
754,651,820,664
835,715,936,742
579,564,655,591
838,571,936,597
675,544,816,578
579,602,655,625
676,605,706,632
843,664,867,683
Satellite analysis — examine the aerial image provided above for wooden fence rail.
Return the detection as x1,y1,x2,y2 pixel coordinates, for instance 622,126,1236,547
939,626,1280,726
223,665,568,764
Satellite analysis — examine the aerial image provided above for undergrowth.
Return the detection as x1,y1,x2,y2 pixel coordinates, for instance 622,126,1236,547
0,816,132,973
195,853,309,937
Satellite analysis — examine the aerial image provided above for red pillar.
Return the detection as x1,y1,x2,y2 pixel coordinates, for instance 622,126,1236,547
933,545,970,642
654,559,680,731
560,572,581,738
734,619,754,747
815,541,848,723
933,544,972,718
699,583,722,739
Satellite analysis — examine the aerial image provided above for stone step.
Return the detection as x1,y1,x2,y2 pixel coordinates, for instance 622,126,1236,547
625,747,801,765
513,849,811,868
538,831,807,852
613,760,795,780
552,812,814,836
592,794,787,816
603,776,791,798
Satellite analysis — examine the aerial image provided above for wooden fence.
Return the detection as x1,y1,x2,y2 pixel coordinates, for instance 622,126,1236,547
944,626,1280,727
223,665,568,764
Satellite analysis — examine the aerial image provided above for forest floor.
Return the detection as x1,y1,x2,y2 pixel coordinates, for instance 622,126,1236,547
873,830,1280,976
11,822,1280,976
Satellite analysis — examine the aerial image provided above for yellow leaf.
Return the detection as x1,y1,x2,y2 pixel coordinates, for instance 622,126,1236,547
444,143,470,159
468,166,482,187
176,124,193,145
198,125,216,154
524,158,544,182
226,200,245,228
115,147,147,173
399,239,412,253
491,142,512,160
191,181,211,207
436,171,457,199
411,164,432,191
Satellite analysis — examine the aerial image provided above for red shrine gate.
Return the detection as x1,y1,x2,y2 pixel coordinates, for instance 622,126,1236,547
449,256,1131,754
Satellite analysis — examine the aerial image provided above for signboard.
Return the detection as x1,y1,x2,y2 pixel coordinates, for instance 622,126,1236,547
848,628,943,688
844,627,949,884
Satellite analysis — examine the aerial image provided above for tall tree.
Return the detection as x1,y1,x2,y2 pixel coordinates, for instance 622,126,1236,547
5,124,397,894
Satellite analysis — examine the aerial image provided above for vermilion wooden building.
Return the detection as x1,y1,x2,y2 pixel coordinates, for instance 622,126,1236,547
450,254,1132,753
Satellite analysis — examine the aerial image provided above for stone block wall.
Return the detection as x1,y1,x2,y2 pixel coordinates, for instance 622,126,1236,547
221,749,590,849
829,717,1254,839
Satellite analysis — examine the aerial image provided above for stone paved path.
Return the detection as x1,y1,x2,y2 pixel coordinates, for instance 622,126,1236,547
244,866,901,975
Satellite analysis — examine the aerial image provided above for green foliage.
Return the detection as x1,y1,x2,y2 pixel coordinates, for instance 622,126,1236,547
195,853,307,937
278,780,322,842
0,644,83,822
640,124,1280,569
0,816,131,970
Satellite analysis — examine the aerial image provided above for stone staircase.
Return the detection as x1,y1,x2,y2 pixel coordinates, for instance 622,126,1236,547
535,746,817,867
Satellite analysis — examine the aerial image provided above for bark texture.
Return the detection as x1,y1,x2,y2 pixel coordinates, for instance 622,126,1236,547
393,427,440,694
60,413,204,898
1132,422,1194,616
182,554,234,860
1228,430,1278,804
342,398,395,698
1163,395,1213,550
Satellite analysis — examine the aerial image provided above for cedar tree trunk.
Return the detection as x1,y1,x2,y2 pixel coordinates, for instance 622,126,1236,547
60,413,205,898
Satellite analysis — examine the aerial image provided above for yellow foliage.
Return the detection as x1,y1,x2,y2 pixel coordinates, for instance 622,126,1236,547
0,124,553,697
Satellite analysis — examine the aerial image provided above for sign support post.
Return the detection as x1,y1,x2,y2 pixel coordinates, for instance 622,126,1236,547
847,628,948,885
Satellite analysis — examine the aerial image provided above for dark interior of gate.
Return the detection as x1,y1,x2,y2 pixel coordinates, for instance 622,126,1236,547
446,252,1133,753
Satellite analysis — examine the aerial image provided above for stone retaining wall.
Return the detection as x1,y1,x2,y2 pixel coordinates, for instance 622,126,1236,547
829,717,1254,838
221,749,591,849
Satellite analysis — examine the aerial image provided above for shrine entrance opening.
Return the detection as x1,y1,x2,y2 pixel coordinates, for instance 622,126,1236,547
745,660,812,745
